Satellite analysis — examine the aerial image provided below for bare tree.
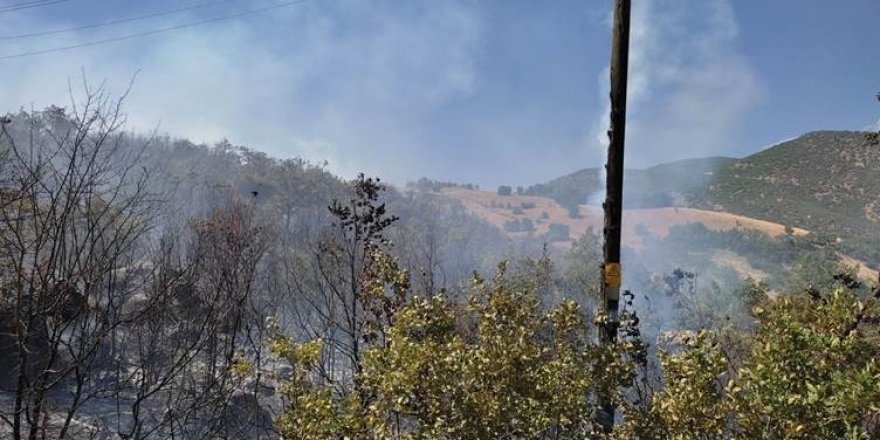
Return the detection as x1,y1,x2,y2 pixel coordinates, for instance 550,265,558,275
0,83,153,439
109,196,274,439
276,174,397,394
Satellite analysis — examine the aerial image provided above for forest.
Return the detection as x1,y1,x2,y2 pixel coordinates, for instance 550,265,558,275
0,84,878,439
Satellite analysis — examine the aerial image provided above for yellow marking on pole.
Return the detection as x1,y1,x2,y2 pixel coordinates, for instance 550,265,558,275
604,263,621,288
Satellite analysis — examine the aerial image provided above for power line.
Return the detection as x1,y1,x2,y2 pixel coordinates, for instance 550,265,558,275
0,0,69,13
0,0,66,13
0,0,60,8
0,0,307,60
0,0,54,7
1,0,240,41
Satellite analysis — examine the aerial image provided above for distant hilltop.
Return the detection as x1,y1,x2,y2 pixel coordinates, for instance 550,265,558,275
522,131,880,266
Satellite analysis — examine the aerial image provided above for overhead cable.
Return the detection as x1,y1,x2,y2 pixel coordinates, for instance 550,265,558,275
1,0,239,41
0,0,307,60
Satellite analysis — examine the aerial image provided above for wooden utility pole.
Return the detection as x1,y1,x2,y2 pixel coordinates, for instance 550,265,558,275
598,0,631,432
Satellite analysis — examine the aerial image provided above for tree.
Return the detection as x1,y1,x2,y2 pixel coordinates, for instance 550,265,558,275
559,230,602,303
546,223,571,242
0,86,278,439
278,174,398,396
270,261,645,439
867,92,879,145
118,197,273,439
497,185,512,196
616,284,880,439
786,250,855,296
504,218,522,232
0,85,155,439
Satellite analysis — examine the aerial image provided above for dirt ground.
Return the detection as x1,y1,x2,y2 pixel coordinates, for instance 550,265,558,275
440,188,809,249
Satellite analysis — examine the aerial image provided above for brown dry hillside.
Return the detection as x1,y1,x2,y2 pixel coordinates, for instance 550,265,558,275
440,188,809,249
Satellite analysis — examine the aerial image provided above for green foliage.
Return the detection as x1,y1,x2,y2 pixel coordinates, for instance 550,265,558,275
407,177,478,192
618,286,880,439
365,275,600,438
270,260,646,439
559,231,602,302
786,250,856,294
505,217,536,234
730,289,880,438
267,326,366,438
268,229,880,439
694,131,880,266
654,331,729,439
329,173,399,246
528,131,880,266
866,91,879,144
650,222,864,294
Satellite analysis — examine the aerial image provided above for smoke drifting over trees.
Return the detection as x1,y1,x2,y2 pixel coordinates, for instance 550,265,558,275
0,86,878,438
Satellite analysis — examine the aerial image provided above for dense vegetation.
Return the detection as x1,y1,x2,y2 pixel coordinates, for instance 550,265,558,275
1,95,878,439
267,209,880,438
693,131,880,265
0,96,523,438
405,177,480,193
634,222,860,292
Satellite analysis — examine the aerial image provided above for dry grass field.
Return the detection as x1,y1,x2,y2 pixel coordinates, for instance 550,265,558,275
442,187,879,282
441,187,809,249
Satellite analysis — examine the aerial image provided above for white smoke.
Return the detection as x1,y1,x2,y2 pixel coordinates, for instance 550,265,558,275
589,0,760,204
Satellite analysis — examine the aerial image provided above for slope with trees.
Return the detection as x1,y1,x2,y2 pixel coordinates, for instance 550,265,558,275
1,93,879,439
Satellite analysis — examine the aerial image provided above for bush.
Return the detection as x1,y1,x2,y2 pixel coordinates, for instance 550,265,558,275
546,223,570,242
617,287,880,439
503,219,521,232
497,185,512,196
270,262,641,438
269,247,880,439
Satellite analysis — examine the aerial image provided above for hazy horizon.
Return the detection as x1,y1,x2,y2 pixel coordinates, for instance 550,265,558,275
0,0,877,188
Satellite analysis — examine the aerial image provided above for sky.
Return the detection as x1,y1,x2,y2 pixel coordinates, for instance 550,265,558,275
0,0,877,187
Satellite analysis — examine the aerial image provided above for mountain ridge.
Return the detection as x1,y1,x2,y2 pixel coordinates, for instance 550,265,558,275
525,130,880,265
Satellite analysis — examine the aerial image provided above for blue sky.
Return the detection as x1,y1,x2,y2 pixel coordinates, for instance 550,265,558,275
0,0,877,187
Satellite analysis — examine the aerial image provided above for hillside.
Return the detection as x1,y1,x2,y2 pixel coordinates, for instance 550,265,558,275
524,156,734,213
694,131,880,264
525,131,880,265
440,187,808,249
